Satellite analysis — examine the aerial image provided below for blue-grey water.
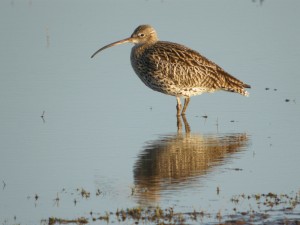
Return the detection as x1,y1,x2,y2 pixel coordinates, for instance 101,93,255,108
0,0,299,224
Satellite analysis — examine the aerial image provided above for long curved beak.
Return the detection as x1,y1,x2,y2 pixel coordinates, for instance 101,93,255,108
91,37,133,58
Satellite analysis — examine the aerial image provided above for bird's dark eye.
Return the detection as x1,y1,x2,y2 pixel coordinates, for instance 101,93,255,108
139,33,145,37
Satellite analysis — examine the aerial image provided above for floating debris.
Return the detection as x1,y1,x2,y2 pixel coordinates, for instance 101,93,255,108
48,217,88,225
45,26,50,48
96,188,102,196
41,110,46,123
285,98,296,103
77,188,90,199
53,193,60,207
227,168,243,171
265,87,278,91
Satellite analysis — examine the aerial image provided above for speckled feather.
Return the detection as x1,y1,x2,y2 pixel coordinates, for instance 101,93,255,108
131,40,250,97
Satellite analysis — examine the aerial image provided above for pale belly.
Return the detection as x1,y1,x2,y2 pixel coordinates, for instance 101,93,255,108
136,74,216,97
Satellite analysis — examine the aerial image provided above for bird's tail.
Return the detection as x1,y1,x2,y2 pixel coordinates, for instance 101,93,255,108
234,85,250,97
220,71,251,97
223,82,251,97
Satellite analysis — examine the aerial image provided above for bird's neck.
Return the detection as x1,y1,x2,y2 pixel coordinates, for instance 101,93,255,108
132,41,157,56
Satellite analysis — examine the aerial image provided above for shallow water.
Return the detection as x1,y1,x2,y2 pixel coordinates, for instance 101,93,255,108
0,0,300,224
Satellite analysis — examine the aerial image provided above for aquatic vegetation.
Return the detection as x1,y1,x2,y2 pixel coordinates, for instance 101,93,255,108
48,217,88,225
77,188,90,199
44,191,299,225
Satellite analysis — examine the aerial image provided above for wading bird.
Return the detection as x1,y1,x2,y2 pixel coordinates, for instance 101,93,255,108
91,25,250,116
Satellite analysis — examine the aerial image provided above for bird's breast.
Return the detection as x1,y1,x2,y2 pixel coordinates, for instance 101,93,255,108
130,45,156,78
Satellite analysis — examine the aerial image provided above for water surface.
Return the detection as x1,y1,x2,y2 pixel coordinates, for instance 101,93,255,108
0,0,299,224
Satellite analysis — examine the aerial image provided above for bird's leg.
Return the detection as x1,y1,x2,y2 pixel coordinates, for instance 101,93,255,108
181,97,190,115
181,115,191,134
176,97,182,116
177,115,191,134
176,115,182,133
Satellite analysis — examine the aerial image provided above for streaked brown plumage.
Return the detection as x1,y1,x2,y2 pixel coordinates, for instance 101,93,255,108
91,25,250,115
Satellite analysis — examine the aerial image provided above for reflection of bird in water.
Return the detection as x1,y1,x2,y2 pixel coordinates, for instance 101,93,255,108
133,116,249,205
91,25,250,115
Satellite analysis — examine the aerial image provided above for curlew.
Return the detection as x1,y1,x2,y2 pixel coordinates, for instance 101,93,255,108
91,25,250,116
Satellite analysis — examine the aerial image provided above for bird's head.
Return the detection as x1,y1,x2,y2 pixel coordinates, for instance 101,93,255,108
91,25,158,58
130,25,158,44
